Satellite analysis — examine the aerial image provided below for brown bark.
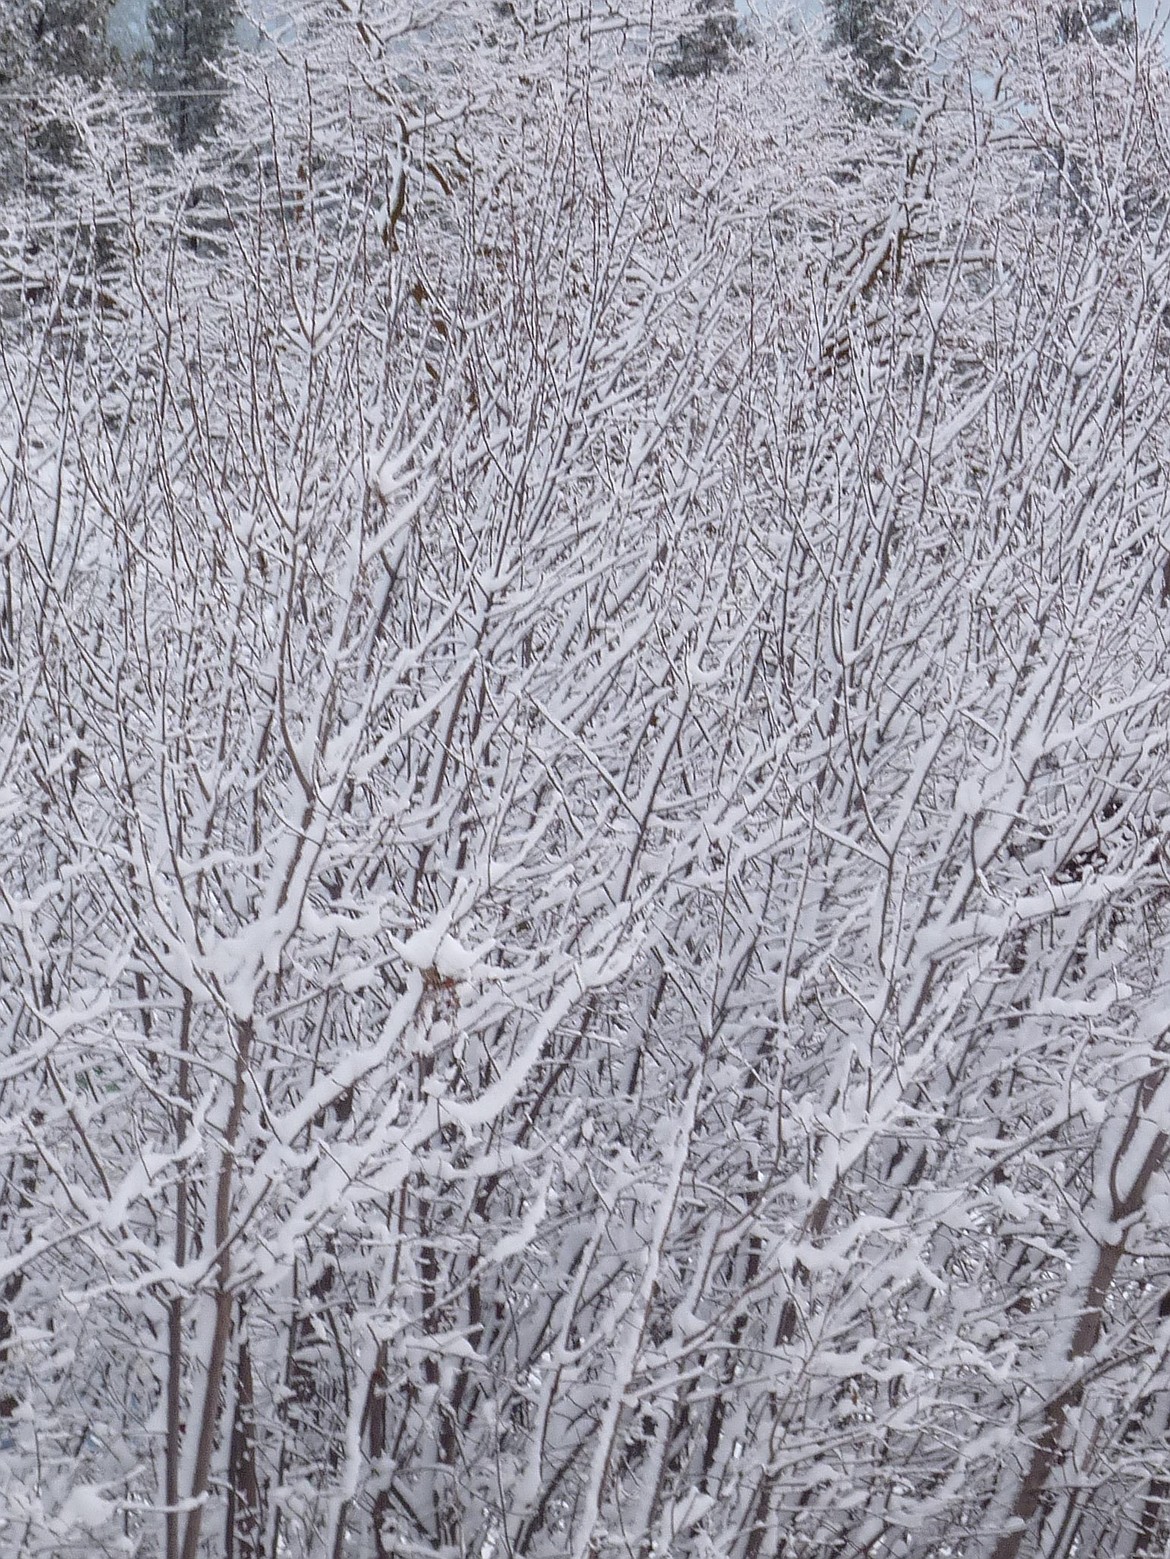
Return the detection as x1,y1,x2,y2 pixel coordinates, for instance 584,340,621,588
989,1071,1169,1559
226,1315,263,1559
179,1017,254,1559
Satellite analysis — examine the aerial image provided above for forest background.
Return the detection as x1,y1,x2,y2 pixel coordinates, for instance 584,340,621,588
4,2,1170,1557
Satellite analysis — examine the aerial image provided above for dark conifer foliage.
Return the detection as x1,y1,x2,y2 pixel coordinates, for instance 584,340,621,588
660,0,746,81
1055,0,1136,45
148,0,236,151
29,0,114,77
0,0,114,198
825,0,913,118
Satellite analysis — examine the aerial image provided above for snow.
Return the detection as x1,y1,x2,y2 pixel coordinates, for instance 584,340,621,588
56,1486,116,1531
8,7,1170,1557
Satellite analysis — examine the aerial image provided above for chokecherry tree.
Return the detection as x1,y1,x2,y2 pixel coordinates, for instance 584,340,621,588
2,3,1170,1557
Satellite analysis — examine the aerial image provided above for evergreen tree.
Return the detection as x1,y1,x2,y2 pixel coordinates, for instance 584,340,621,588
0,0,115,195
0,0,115,83
660,0,746,82
1042,1,1148,227
148,0,236,153
825,0,914,120
1055,0,1136,45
